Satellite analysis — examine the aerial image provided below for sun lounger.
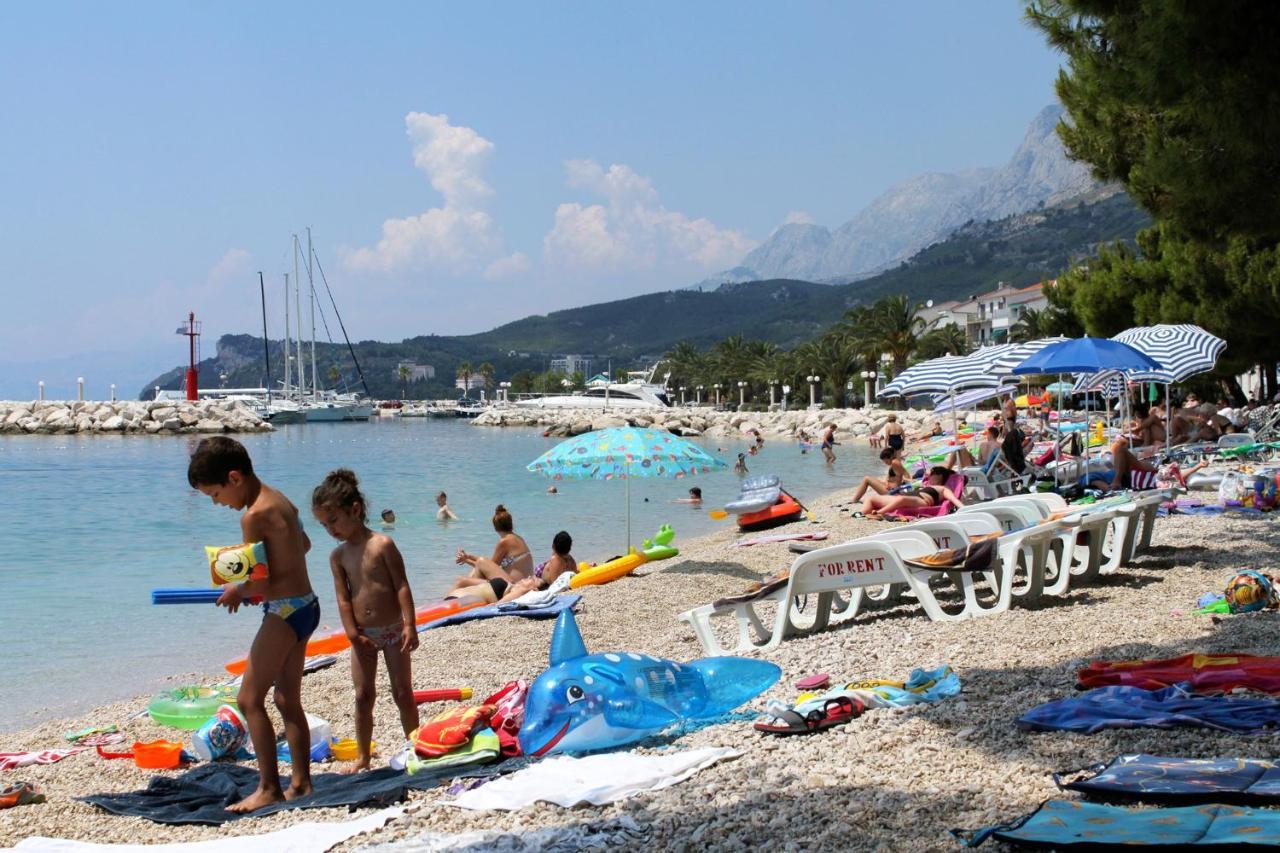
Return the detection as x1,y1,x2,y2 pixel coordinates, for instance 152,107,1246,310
961,450,1032,502
909,511,1065,607
680,522,1029,653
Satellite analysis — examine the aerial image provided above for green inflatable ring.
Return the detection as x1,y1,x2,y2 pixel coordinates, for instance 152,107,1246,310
148,685,238,730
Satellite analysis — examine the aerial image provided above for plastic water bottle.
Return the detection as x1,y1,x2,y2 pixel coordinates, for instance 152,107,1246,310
190,705,247,761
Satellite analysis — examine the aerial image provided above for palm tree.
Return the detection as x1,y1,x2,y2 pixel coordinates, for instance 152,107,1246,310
397,365,410,399
478,362,495,392
871,295,925,376
662,341,706,389
916,325,971,360
327,364,340,390
455,361,473,397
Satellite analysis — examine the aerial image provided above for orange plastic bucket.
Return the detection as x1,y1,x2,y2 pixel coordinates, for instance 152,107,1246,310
132,740,183,769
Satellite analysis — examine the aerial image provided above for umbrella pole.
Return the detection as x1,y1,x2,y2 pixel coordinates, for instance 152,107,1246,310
626,461,631,553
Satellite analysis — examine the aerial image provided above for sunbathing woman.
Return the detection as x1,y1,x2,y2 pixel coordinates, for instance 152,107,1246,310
850,447,910,502
1090,436,1158,492
453,505,533,600
446,531,574,603
859,466,964,519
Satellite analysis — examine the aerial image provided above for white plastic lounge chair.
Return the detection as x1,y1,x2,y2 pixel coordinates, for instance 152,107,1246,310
679,526,1033,655
961,449,1032,502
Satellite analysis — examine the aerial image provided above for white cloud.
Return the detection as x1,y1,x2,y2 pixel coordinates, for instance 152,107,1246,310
784,210,815,225
343,112,509,275
484,251,530,280
543,161,755,273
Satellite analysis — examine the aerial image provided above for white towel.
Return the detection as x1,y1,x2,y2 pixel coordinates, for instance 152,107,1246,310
505,570,574,608
6,806,403,853
441,746,741,810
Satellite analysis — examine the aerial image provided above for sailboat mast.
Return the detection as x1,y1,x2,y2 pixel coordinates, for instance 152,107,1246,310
283,272,291,397
259,272,271,405
293,235,304,400
308,226,317,394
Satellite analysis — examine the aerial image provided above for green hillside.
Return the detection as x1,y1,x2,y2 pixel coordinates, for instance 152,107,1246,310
142,191,1149,399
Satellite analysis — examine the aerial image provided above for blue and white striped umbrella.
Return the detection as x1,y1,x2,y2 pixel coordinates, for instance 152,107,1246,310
877,353,1000,398
988,337,1069,376
1112,324,1227,383
933,384,1016,414
1072,370,1128,398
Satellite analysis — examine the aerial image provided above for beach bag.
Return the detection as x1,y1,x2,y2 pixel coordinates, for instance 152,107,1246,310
1219,472,1249,505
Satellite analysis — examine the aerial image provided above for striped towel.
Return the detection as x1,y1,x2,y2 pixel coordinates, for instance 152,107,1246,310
0,748,85,771
1130,469,1159,490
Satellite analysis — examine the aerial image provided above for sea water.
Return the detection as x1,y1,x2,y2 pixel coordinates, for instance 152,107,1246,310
0,418,877,730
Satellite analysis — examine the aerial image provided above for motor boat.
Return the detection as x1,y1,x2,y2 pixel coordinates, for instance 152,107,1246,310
516,382,672,410
454,397,487,418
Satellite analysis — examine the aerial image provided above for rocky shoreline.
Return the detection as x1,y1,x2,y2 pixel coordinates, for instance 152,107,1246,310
0,400,272,435
471,404,973,439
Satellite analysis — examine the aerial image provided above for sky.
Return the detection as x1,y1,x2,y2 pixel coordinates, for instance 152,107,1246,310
0,2,1065,398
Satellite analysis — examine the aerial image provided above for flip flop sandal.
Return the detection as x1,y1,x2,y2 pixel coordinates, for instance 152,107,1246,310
795,672,831,691
754,697,862,736
0,782,46,809
850,511,866,519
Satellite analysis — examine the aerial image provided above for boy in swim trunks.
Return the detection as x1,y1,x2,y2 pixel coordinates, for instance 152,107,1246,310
312,469,420,773
188,437,319,812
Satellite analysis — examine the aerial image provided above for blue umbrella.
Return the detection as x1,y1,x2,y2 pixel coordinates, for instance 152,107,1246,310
528,427,726,550
1010,337,1163,376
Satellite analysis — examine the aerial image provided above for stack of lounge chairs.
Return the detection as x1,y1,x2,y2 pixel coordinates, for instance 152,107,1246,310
679,488,1172,655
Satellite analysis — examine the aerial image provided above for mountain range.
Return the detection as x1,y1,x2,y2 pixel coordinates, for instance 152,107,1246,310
698,104,1097,286
143,188,1149,399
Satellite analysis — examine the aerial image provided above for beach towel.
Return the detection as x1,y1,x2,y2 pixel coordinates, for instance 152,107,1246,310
79,763,501,826
1057,754,1280,806
499,572,574,609
902,537,997,573
440,747,740,810
0,749,85,771
956,798,1280,848
9,807,404,852
712,571,789,609
734,531,829,547
358,815,650,853
424,594,580,629
767,664,961,721
1078,653,1280,694
1018,684,1280,734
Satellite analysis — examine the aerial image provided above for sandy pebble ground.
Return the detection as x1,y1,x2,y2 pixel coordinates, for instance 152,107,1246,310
3,490,1279,851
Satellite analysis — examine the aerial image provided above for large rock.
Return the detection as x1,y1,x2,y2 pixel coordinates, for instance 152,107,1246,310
196,418,226,433
99,415,126,431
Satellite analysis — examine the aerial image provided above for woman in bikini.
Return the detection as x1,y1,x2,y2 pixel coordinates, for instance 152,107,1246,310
858,466,964,519
850,447,910,503
447,531,575,603
453,504,533,600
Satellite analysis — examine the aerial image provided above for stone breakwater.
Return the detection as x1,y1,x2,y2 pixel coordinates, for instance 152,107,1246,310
0,399,272,435
471,405,979,439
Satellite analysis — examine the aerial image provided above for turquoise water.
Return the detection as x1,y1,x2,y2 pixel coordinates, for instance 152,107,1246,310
0,419,877,730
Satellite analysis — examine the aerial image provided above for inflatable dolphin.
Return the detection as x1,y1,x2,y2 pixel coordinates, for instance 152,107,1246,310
518,610,781,756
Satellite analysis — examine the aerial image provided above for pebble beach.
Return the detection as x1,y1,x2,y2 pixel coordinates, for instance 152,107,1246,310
2,482,1278,850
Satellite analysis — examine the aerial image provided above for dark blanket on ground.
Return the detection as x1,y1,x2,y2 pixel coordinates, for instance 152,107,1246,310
1058,754,1280,806
79,762,501,826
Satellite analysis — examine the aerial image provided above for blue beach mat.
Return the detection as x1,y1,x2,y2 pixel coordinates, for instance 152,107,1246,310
956,799,1280,848
1057,754,1280,806
421,594,580,630
1018,684,1280,734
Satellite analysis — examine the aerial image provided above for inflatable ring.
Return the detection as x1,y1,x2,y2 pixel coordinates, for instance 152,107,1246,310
148,685,239,730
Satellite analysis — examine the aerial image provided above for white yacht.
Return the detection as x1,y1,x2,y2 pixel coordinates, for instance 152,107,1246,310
516,382,672,410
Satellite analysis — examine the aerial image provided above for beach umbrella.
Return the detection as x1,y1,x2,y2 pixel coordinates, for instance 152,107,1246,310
988,337,1069,376
527,427,726,550
1009,337,1163,376
932,384,1016,414
878,353,1001,435
1112,324,1227,384
1045,381,1076,395
1112,324,1227,450
1012,338,1163,482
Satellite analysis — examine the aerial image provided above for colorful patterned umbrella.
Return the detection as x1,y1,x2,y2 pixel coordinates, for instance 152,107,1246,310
527,427,726,548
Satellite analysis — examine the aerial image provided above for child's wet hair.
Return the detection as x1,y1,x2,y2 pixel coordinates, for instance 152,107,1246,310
381,508,395,520
437,491,447,501
492,504,513,533
187,436,254,487
552,530,572,555
312,468,368,523
689,486,702,498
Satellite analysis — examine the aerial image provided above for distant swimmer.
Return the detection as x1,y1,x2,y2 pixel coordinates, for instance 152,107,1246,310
380,508,397,529
435,492,458,521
